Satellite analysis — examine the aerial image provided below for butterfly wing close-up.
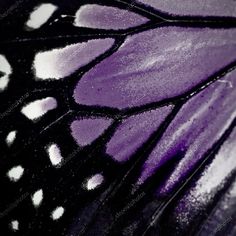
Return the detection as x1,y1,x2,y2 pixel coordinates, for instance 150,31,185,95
0,0,236,235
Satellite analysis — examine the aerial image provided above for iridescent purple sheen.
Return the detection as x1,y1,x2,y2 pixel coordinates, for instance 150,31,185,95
136,0,236,17
74,4,148,30
70,117,113,146
197,178,236,235
106,106,173,162
169,127,236,233
137,68,236,187
74,27,236,109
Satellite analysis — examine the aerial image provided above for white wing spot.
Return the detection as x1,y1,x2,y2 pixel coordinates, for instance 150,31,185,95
10,220,19,231
32,189,43,207
85,173,104,190
0,54,12,91
6,130,17,146
51,206,64,220
7,166,24,182
26,3,58,30
21,97,57,120
47,144,63,166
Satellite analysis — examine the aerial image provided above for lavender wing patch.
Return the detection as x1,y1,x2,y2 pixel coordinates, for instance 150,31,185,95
136,0,236,17
106,105,173,162
137,68,236,189
70,117,113,146
74,4,149,30
74,27,236,109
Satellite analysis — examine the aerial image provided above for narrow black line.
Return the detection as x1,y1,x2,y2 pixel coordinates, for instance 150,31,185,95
0,33,122,45
1,17,236,46
72,106,121,120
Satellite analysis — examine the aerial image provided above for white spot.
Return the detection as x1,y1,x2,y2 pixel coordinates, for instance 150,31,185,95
6,130,17,146
85,173,104,190
10,220,19,231
217,79,233,88
26,3,58,30
0,76,9,90
0,55,11,74
32,189,43,207
0,55,12,91
47,144,63,166
21,97,57,120
51,206,64,220
7,166,24,182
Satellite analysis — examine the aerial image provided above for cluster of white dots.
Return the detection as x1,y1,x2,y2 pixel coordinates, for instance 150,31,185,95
2,3,101,232
5,90,105,232
7,144,104,232
7,172,105,231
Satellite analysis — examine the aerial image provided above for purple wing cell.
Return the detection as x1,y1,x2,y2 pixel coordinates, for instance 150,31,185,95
74,4,148,30
106,105,173,162
70,117,113,146
137,68,236,187
33,38,115,80
136,0,236,17
74,27,236,109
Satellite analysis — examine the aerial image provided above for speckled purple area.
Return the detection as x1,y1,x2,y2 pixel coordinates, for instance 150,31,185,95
74,27,236,109
136,0,236,17
70,117,113,146
74,4,148,30
1,0,236,235
106,106,173,162
137,68,236,187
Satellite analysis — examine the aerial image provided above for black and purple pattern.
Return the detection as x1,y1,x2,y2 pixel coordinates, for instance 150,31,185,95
0,0,236,235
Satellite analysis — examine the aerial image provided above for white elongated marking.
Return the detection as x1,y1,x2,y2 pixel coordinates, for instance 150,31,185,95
21,97,57,120
6,130,17,146
0,76,9,90
85,173,104,190
47,144,63,166
32,189,43,207
0,55,12,91
7,166,24,182
51,206,64,220
33,38,114,80
26,3,58,30
11,220,19,231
